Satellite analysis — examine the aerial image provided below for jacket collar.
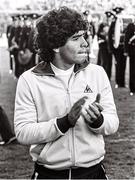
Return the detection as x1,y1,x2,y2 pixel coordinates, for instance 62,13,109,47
32,60,89,76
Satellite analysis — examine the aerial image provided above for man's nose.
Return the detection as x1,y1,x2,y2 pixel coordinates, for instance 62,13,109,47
80,36,89,48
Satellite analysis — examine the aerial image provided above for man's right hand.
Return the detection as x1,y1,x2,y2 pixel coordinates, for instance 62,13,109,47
68,96,88,127
57,96,88,133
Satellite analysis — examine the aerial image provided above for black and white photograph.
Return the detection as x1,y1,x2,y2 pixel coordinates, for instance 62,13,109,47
0,0,135,179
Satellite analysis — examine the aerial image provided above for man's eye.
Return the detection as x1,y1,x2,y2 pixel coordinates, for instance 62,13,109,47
73,37,79,40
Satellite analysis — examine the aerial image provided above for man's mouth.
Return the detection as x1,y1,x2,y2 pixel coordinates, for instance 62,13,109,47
78,51,87,55
78,52,87,58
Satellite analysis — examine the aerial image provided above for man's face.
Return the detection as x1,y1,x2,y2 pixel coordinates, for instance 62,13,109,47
58,30,88,65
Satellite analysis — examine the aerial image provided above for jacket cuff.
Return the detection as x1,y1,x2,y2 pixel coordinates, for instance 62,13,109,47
56,115,71,133
89,114,104,128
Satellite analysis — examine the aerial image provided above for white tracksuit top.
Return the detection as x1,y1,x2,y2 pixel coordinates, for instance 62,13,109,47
14,61,119,170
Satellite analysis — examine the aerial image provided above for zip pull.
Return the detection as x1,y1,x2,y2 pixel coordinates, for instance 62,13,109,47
69,168,71,180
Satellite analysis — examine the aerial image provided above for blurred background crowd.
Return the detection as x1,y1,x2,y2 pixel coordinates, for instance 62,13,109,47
0,0,135,94
0,0,135,36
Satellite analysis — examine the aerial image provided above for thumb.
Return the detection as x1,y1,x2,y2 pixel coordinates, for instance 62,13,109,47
95,93,101,103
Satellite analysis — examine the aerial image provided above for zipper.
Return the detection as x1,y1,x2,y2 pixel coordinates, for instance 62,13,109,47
66,88,76,166
56,74,76,166
67,73,76,167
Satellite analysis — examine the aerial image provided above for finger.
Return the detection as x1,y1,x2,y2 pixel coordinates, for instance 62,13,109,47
94,102,104,112
95,93,101,103
75,96,88,107
80,96,88,102
88,105,100,117
73,102,85,112
81,111,93,124
75,106,83,115
73,105,84,115
71,97,88,118
85,107,97,119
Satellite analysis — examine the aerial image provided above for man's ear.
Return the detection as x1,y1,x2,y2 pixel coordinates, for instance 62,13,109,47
53,48,59,53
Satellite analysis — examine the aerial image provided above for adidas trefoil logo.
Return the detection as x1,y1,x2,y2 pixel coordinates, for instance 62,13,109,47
84,85,93,93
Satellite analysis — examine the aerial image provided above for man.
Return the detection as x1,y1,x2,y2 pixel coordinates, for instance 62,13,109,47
97,11,115,80
6,15,15,74
9,15,23,78
0,106,16,145
14,7,119,179
17,14,34,75
108,7,127,88
124,21,135,96
83,10,96,61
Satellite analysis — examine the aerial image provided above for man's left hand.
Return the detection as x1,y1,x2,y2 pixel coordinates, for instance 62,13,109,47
81,93,104,126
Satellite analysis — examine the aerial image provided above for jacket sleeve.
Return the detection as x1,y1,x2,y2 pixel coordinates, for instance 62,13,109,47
14,75,64,145
89,67,119,135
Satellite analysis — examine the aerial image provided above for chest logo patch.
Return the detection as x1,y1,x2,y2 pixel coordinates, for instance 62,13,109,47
84,85,93,93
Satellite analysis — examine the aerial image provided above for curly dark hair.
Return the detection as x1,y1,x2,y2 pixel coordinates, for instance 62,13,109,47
35,6,88,62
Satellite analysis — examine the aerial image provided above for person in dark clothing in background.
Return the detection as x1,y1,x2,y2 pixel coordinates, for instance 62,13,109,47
124,21,135,95
27,13,40,65
108,7,127,88
97,19,112,80
0,17,17,145
9,15,23,78
6,15,17,74
0,106,16,145
83,10,96,61
97,11,115,80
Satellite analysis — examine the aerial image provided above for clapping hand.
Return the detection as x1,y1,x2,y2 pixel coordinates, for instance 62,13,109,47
81,93,104,125
68,96,88,127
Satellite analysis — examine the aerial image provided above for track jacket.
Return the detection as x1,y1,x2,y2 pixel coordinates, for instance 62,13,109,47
14,61,119,170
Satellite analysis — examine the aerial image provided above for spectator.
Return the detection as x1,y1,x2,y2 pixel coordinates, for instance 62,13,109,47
0,106,16,145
